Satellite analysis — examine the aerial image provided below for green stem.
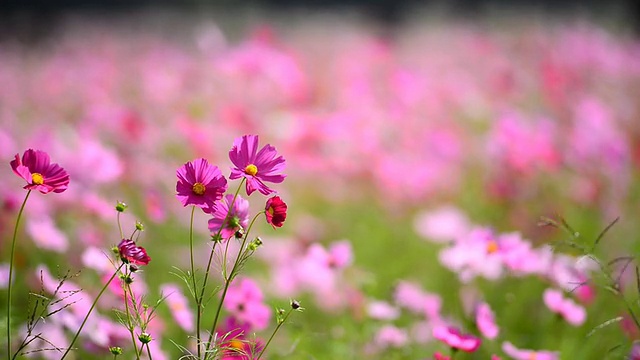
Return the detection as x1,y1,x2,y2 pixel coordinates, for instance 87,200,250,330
123,275,141,360
256,308,293,359
204,210,263,357
6,190,31,360
60,262,125,360
117,212,124,239
199,179,244,359
145,343,153,360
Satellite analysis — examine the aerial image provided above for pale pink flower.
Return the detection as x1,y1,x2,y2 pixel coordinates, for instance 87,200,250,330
160,284,194,332
26,216,68,252
374,325,409,348
502,341,559,360
476,302,499,339
543,288,586,326
414,206,471,243
224,278,271,331
367,300,400,321
394,281,442,319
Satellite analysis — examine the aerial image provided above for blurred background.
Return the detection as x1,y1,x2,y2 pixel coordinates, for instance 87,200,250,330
2,1,640,359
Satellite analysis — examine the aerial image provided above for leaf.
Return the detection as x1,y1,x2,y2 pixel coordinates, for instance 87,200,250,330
586,316,623,337
593,217,620,250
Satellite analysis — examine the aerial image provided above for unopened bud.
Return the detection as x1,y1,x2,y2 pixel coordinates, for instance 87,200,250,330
138,332,152,344
115,201,128,213
135,221,144,231
109,346,123,355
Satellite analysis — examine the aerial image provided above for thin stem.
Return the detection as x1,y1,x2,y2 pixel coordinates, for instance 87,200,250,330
188,206,202,359
256,308,293,359
204,211,262,356
60,262,125,360
145,343,153,360
199,179,244,359
123,275,141,360
6,190,31,360
117,212,124,239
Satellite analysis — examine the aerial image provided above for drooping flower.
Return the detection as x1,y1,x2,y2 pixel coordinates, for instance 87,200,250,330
176,158,227,209
11,149,70,194
118,239,151,266
265,196,287,228
433,326,481,353
208,194,250,239
229,135,286,195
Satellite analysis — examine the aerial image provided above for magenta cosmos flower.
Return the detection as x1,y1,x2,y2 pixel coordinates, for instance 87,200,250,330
229,135,286,196
208,194,250,240
118,239,151,266
11,149,70,194
433,326,481,353
176,158,227,209
265,196,287,228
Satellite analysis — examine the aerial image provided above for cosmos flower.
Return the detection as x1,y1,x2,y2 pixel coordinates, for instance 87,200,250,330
208,194,250,240
160,284,193,332
476,302,499,340
433,326,481,353
11,149,69,194
502,341,559,360
265,196,287,228
118,239,151,266
176,158,227,209
229,135,286,196
216,317,264,360
224,278,270,331
543,288,586,326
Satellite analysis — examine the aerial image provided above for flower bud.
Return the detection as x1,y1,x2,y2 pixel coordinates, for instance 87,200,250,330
138,332,152,344
109,346,123,355
290,299,301,310
115,201,128,213
135,221,144,231
248,237,263,251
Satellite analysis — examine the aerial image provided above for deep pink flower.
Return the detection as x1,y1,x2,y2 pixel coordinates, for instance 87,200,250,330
11,149,69,194
176,158,227,209
208,194,250,239
433,352,450,360
229,135,286,195
433,326,481,353
265,196,287,228
118,239,151,266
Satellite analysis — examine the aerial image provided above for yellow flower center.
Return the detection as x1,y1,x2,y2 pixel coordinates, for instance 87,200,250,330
244,164,258,176
229,339,244,350
268,207,275,216
192,182,206,195
31,173,44,185
486,240,499,254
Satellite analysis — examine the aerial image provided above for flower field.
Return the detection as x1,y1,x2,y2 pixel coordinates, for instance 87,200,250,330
1,12,640,359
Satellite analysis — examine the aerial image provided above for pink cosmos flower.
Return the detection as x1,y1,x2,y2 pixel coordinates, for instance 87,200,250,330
160,284,194,332
224,278,271,331
118,239,151,266
502,341,559,360
543,288,586,326
367,300,400,321
11,149,69,194
432,326,481,352
476,302,499,339
394,281,442,319
374,325,409,348
229,135,286,195
208,194,250,239
265,196,287,228
176,158,227,209
26,216,69,253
